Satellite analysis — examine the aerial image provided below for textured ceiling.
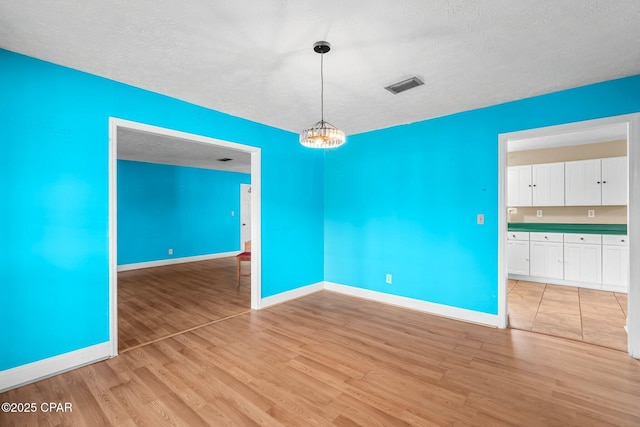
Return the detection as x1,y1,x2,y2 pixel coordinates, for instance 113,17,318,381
1,1,639,137
117,128,251,173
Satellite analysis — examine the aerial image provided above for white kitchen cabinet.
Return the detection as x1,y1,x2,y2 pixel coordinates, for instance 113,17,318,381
564,157,627,206
563,234,602,285
601,157,627,205
507,232,530,275
529,232,564,280
602,235,628,291
507,165,533,207
532,163,565,206
565,159,601,206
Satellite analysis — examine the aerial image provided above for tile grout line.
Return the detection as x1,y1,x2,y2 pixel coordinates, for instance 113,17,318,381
531,282,546,331
578,287,584,341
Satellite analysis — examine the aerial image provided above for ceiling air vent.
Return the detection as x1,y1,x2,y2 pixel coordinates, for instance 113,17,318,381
217,158,233,162
384,76,424,95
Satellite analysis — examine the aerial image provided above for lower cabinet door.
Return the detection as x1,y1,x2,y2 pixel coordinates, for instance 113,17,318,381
564,243,602,284
507,240,529,275
530,241,563,280
602,245,628,289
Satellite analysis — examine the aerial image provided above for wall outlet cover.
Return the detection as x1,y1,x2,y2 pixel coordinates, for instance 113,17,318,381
588,210,595,218
536,210,543,217
385,274,392,284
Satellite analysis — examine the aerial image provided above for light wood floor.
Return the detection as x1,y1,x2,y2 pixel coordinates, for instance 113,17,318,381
3,291,640,426
118,257,250,351
508,280,628,351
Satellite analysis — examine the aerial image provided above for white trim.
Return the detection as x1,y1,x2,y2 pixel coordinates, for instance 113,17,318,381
0,342,110,393
499,113,640,358
117,251,240,272
628,114,640,358
497,131,508,328
108,118,118,357
250,150,261,310
324,282,499,327
108,118,262,354
260,282,324,309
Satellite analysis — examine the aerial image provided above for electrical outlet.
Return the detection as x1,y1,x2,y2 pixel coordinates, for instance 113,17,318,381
168,248,173,255
536,210,543,217
588,210,595,218
385,274,392,284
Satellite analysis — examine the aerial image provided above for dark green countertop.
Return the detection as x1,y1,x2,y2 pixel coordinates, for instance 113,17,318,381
508,223,627,235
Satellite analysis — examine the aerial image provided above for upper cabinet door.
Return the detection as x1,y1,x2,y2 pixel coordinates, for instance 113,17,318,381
565,159,601,206
601,156,627,205
507,165,532,207
532,162,565,206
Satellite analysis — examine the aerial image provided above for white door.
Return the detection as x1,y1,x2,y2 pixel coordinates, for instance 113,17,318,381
240,184,251,249
532,162,565,206
530,241,563,279
601,157,627,205
565,159,601,206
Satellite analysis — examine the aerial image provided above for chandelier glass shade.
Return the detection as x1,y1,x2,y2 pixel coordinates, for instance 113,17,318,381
299,120,345,148
300,41,345,149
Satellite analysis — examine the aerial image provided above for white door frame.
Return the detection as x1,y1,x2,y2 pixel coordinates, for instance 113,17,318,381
108,118,262,358
239,183,251,250
498,113,640,358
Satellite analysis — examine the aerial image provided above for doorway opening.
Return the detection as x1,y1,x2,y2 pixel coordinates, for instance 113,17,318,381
108,118,262,356
498,114,640,358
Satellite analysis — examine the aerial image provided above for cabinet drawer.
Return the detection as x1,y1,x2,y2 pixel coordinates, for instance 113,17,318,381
530,232,563,243
564,233,602,244
507,231,529,241
602,235,628,246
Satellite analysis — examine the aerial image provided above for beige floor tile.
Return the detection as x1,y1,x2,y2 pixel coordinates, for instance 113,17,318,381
532,320,583,341
537,301,581,316
580,310,627,327
534,312,582,330
507,280,627,352
614,293,628,316
582,331,627,352
508,315,534,331
582,320,627,336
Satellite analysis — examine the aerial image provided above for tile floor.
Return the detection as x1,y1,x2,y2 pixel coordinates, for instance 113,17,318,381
508,280,628,351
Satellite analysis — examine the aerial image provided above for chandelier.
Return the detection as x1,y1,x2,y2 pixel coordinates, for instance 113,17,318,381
300,41,346,149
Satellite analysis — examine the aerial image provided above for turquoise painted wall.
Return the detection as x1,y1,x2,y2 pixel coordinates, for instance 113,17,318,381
324,74,640,314
0,49,324,371
117,160,250,265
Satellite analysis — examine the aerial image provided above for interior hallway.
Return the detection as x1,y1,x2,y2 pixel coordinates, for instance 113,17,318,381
508,280,628,351
118,257,250,352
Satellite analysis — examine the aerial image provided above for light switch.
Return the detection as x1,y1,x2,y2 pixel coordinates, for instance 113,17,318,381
477,214,484,225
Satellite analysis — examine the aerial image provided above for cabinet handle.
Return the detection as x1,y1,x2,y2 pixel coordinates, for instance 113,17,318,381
621,239,625,242
528,184,532,187
580,237,584,240
597,181,601,184
544,236,548,239
603,181,607,184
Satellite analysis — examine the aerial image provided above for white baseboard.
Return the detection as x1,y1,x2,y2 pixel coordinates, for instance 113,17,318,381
0,342,111,393
260,282,324,309
323,282,499,327
117,251,240,272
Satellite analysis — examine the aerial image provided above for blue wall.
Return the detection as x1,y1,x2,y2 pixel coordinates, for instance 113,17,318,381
325,74,640,314
0,49,324,371
117,160,250,265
